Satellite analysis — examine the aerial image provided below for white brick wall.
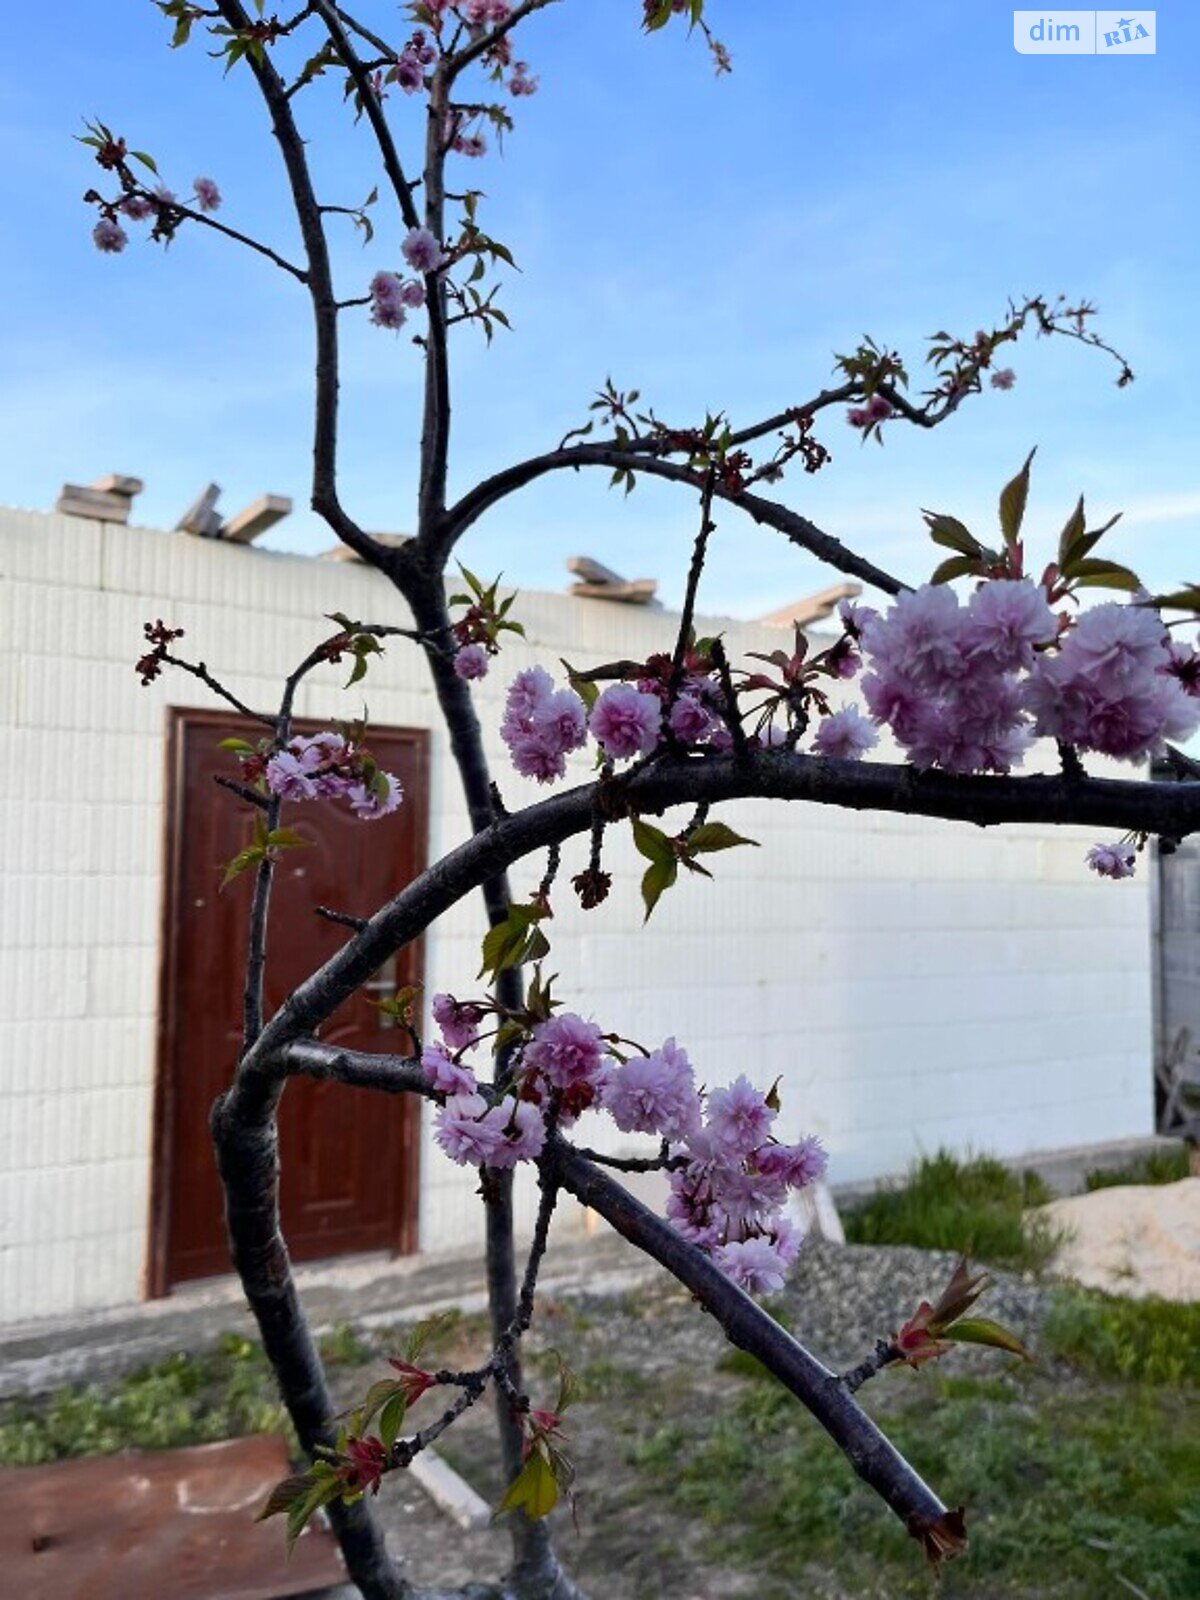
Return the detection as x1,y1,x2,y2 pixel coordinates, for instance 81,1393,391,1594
0,506,1154,1322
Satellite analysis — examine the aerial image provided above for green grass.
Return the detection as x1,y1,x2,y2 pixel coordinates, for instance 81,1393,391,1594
1043,1286,1200,1385
0,1334,288,1467
1084,1147,1190,1191
842,1149,1063,1271
632,1360,1200,1598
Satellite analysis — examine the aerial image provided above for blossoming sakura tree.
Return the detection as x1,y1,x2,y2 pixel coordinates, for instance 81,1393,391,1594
84,2,1200,1596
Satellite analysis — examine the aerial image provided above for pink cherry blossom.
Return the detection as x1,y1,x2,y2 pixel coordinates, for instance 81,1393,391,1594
483,1097,546,1168
394,50,424,93
510,62,539,96
346,772,403,819
402,226,444,275
990,368,1016,390
193,176,221,213
715,1235,790,1295
523,1012,608,1092
1086,842,1137,879
600,1038,701,1140
965,579,1057,672
454,643,489,681
369,271,407,330
93,218,128,254
265,749,321,801
434,1093,506,1166
421,1044,477,1097
589,683,663,760
668,693,719,746
706,1075,776,1159
756,1135,828,1189
119,194,154,221
813,705,877,761
432,993,482,1051
399,279,426,308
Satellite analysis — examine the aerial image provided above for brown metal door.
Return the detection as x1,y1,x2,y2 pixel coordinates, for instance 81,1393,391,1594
152,710,429,1292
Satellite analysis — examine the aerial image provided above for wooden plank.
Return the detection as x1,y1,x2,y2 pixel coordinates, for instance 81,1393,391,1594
0,1434,344,1600
89,474,144,498
221,494,292,545
176,484,223,538
570,578,658,605
55,487,133,525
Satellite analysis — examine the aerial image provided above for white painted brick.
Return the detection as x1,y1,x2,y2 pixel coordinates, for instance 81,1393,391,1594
0,510,105,585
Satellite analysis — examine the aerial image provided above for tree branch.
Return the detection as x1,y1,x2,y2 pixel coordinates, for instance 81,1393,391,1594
233,749,1200,1094
214,0,393,572
435,442,907,596
443,0,563,85
549,1140,962,1558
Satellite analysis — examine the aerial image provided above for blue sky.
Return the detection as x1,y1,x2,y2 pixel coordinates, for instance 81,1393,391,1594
2,2,1197,616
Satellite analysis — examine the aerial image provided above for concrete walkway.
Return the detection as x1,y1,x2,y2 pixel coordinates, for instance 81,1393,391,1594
0,1228,656,1400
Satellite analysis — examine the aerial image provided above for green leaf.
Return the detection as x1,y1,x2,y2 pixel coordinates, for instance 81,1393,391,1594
930,555,979,586
351,1378,406,1434
944,1316,1033,1362
480,913,531,980
257,1472,315,1523
220,843,265,888
923,512,982,559
1154,585,1200,613
641,857,678,922
1056,495,1085,569
379,1391,407,1453
405,1309,459,1364
266,826,311,851
217,737,257,753
631,817,673,866
560,660,598,711
285,1472,341,1551
259,1462,341,1551
1068,558,1141,593
686,822,759,854
131,150,158,174
496,1447,559,1521
998,448,1036,549
632,817,675,863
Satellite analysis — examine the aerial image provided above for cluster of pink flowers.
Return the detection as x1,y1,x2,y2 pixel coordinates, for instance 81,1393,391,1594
464,0,512,26
368,231,441,330
1024,601,1200,762
393,28,436,93
259,732,403,820
500,666,588,782
425,990,824,1294
369,271,423,329
666,1075,828,1294
846,393,893,429
857,579,1058,773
